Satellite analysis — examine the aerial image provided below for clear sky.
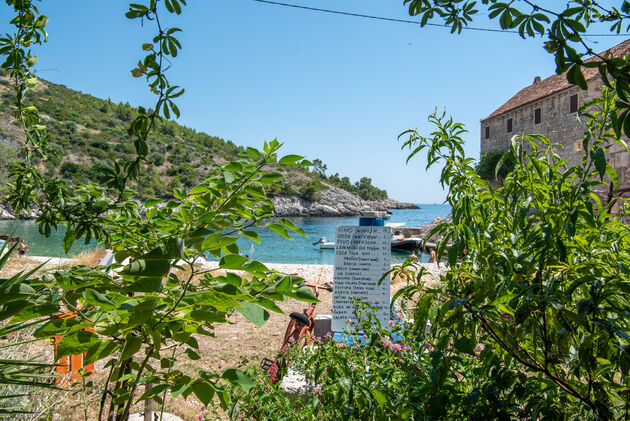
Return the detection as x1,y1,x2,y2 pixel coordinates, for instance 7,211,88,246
9,0,627,203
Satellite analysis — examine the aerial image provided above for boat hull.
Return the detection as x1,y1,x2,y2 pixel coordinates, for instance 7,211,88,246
390,239,422,251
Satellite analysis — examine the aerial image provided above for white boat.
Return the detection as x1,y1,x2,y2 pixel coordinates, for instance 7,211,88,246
313,237,335,249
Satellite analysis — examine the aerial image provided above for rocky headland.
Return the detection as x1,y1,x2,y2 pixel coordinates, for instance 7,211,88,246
0,187,418,220
271,186,418,217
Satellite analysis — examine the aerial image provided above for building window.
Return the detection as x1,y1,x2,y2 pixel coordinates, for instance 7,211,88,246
485,126,489,139
534,108,541,124
570,94,578,113
507,118,513,133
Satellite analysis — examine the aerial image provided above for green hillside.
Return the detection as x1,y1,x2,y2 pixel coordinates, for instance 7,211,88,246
0,71,387,201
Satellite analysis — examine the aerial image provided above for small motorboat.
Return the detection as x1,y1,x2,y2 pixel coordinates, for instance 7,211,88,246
390,237,422,251
313,237,335,249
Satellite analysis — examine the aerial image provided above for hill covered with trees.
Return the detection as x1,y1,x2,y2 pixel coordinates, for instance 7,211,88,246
0,70,388,204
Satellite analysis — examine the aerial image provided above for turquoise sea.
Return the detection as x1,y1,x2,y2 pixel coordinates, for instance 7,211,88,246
0,204,451,264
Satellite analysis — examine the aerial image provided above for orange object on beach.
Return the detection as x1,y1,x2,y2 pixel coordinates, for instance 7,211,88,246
53,312,94,388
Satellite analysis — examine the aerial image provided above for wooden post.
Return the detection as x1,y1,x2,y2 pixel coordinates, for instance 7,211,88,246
144,383,153,421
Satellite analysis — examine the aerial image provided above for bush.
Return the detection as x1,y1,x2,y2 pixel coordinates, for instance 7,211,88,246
60,161,81,178
90,137,110,151
87,146,107,160
396,103,630,419
298,180,324,201
234,301,531,420
475,149,515,180
147,151,165,166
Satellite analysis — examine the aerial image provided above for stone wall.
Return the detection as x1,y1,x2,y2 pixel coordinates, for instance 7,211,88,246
480,78,630,191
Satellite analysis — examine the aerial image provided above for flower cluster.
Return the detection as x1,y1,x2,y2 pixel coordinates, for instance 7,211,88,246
383,338,402,352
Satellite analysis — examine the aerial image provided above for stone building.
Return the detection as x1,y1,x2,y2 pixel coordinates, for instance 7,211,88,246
480,39,630,193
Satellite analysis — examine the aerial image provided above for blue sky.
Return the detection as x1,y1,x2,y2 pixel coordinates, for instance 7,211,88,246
15,1,627,203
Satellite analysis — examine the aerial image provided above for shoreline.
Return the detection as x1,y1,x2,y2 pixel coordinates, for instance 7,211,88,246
18,256,445,286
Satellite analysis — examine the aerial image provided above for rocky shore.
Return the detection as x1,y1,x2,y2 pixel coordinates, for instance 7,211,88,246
0,186,418,220
271,186,418,217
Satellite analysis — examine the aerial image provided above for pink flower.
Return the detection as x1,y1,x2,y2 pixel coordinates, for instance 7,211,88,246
199,414,203,420
325,332,332,338
313,385,322,395
388,320,394,327
375,298,380,304
391,344,402,352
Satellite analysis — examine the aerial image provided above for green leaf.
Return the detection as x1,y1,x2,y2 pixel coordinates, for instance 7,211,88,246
278,154,303,165
371,389,387,411
492,294,516,306
266,223,290,239
121,259,171,277
295,286,318,303
0,283,36,305
222,368,254,392
62,228,76,254
591,148,606,179
56,331,102,359
606,164,619,190
236,302,270,327
242,260,269,274
242,230,260,243
121,335,143,360
219,254,248,269
192,382,215,406
185,349,201,360
34,318,86,338
83,341,117,366
140,238,184,260
189,310,227,324
196,291,242,310
10,304,58,323
83,289,117,310
124,277,163,293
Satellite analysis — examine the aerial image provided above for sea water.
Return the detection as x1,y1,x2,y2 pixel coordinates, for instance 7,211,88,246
0,204,451,264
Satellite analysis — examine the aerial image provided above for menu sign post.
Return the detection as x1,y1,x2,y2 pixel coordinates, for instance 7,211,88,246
331,225,391,332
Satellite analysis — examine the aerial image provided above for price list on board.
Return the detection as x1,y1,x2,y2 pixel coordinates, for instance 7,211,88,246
331,225,391,332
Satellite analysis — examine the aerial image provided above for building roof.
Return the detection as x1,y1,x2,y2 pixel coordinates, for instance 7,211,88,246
483,38,630,121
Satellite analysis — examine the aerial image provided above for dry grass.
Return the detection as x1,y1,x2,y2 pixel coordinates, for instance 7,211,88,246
0,247,108,279
68,247,108,268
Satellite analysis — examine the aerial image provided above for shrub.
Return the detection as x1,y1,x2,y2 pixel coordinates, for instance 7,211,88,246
60,161,81,178
147,151,165,166
298,180,324,201
475,149,515,180
90,137,110,151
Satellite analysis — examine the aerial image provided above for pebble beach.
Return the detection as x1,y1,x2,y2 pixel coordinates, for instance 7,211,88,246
199,260,446,287
5,256,446,290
